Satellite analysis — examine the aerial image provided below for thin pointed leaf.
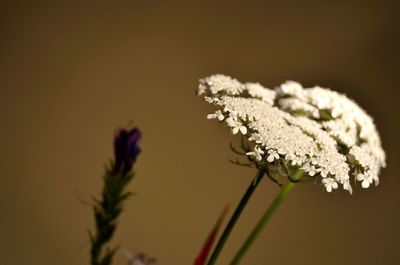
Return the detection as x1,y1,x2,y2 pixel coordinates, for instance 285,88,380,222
194,204,231,265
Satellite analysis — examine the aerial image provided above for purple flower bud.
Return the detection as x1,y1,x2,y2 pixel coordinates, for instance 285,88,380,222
113,127,142,175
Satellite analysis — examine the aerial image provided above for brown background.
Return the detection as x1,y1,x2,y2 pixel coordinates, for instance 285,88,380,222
1,1,399,265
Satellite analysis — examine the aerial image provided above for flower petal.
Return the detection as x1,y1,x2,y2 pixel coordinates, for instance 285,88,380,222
361,179,370,188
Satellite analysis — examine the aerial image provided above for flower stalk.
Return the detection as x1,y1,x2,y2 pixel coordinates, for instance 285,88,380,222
89,127,141,265
230,170,304,265
206,166,266,265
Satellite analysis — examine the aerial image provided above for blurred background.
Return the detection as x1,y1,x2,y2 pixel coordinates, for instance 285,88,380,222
0,1,399,264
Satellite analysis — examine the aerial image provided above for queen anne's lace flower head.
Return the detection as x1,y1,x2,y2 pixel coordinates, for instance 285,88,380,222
198,74,386,194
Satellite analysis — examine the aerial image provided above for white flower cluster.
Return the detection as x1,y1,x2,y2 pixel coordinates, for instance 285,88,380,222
198,74,386,194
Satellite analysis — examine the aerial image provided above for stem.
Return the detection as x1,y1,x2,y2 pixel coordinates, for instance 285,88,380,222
206,167,266,265
90,164,134,265
230,170,304,265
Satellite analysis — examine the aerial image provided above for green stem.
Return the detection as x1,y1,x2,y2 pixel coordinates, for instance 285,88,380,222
206,167,266,265
230,170,304,265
